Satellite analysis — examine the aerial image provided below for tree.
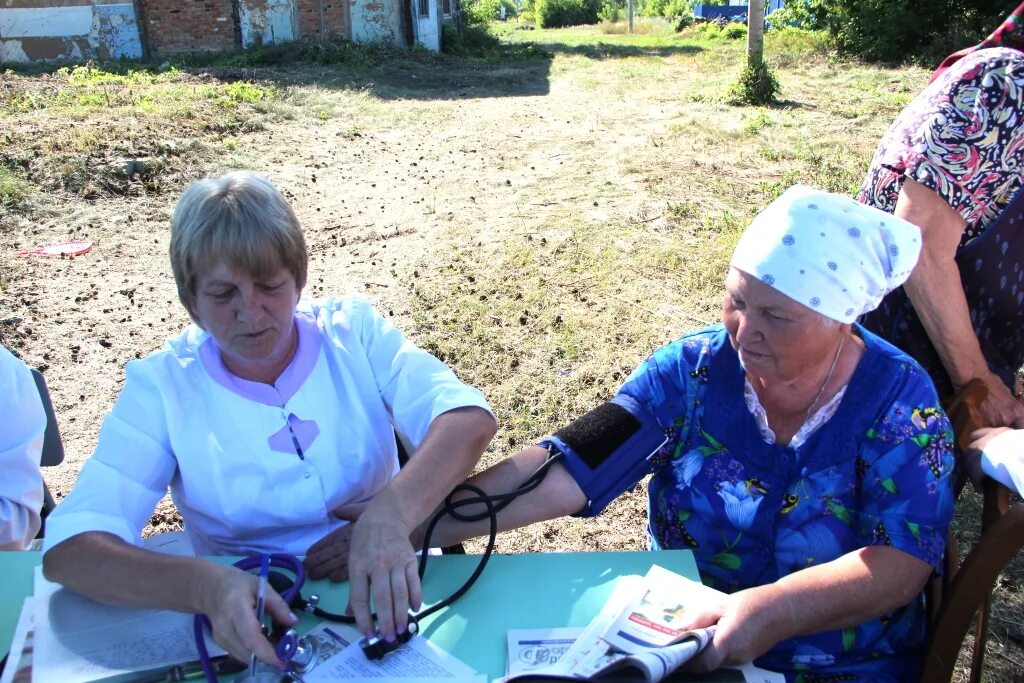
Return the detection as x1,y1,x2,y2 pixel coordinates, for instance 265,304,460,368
776,0,1005,64
729,0,780,105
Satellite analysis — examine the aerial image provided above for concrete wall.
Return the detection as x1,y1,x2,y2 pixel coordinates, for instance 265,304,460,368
0,0,431,62
0,0,143,63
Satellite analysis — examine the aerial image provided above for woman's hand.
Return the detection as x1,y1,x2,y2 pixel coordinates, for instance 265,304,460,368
677,584,794,673
973,372,1024,429
304,503,368,581
197,563,298,668
336,494,422,641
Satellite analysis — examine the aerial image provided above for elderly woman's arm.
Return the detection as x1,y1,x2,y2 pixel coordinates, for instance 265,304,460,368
896,178,1024,428
677,546,932,672
43,532,298,667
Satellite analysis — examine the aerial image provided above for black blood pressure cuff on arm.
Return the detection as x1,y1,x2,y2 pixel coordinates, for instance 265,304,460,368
538,394,668,518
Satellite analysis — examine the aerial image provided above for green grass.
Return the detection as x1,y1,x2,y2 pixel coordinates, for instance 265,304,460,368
0,165,32,212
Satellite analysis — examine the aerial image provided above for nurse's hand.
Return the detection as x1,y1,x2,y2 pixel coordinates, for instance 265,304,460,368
345,501,422,641
304,503,368,581
198,563,298,668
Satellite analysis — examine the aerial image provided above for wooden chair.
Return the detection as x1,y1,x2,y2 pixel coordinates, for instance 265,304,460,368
920,379,1024,682
30,368,65,538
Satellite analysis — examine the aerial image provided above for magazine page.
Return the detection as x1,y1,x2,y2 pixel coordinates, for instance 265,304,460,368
507,628,584,677
592,628,713,682
602,566,724,653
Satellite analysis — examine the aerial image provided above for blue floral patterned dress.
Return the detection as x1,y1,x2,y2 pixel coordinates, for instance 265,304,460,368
858,47,1024,396
613,324,955,682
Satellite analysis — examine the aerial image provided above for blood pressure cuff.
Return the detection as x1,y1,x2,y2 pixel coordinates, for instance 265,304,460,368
538,394,668,518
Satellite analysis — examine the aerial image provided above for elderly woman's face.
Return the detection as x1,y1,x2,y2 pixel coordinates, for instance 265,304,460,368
722,268,839,382
193,260,301,382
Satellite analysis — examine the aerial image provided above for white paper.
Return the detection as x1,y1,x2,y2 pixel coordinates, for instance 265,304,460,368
1,598,34,683
506,628,584,676
141,530,194,557
303,621,484,683
30,567,224,683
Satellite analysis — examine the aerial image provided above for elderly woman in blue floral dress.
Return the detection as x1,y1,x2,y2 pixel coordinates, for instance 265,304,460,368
386,186,956,682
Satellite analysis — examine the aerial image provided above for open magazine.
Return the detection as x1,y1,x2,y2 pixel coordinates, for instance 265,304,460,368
504,566,783,683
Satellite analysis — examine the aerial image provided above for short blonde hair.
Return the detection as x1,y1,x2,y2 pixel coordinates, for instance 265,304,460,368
170,172,308,322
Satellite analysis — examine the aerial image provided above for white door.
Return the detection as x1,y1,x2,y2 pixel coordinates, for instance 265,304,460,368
413,0,439,51
267,0,297,43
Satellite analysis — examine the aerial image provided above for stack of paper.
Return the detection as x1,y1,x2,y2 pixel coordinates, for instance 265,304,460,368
3,532,485,683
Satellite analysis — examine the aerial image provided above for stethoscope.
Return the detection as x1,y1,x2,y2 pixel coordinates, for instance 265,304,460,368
192,451,562,682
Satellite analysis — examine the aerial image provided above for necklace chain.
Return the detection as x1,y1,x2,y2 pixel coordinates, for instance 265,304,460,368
805,334,845,422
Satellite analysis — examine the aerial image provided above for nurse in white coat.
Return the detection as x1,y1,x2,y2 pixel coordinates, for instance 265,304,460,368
42,172,497,668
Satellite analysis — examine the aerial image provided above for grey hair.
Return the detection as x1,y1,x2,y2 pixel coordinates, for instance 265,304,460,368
169,172,307,322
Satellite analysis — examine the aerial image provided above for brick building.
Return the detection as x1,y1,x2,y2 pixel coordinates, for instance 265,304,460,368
0,0,444,63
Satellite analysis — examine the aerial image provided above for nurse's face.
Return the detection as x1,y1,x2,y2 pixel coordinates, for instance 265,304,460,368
721,268,841,384
193,260,301,384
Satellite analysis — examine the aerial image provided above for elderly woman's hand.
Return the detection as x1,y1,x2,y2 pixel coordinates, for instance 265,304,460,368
343,495,423,641
676,584,795,673
975,372,1024,429
197,563,298,668
304,502,369,581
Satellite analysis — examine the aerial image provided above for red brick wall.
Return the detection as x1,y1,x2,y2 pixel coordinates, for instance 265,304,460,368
297,0,350,41
138,0,239,56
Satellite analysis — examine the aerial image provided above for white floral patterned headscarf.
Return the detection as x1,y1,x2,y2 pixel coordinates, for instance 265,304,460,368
730,184,922,324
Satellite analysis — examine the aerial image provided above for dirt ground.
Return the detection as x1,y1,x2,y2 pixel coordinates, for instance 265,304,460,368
3,51,740,532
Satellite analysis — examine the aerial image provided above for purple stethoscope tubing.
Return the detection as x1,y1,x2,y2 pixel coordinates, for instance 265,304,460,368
193,553,306,682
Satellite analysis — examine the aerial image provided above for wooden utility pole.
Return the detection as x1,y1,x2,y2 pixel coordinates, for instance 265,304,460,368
746,0,765,66
627,0,633,33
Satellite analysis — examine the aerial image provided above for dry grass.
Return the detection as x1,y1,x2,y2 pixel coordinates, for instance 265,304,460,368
1,22,1021,682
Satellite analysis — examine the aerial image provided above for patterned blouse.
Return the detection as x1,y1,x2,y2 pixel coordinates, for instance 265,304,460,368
858,47,1024,393
614,325,955,683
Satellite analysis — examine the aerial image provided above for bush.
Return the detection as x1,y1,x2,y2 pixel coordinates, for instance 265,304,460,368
661,0,691,18
441,21,500,54
674,12,694,31
696,21,721,39
729,59,781,105
535,0,601,28
462,0,510,26
722,21,746,39
598,0,622,23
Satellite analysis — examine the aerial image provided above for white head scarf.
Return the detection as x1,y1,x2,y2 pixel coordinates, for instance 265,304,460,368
730,185,922,324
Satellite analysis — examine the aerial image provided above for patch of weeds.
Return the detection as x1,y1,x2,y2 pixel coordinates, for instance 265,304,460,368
0,165,32,212
213,81,274,107
666,200,695,219
758,170,801,203
758,146,784,162
744,112,772,135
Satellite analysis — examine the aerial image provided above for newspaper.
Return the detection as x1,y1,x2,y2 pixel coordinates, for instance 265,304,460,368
504,566,783,683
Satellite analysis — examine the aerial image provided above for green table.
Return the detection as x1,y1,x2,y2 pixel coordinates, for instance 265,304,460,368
1,550,698,680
